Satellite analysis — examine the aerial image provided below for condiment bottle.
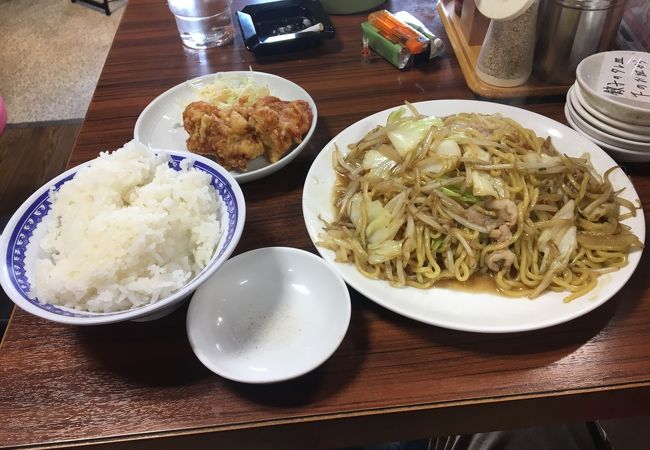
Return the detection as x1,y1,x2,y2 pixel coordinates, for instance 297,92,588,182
474,0,540,87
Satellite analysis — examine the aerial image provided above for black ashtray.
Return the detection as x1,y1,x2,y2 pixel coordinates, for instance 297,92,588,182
237,0,335,54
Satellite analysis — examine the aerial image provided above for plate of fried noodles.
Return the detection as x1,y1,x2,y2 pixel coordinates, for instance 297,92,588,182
302,100,645,333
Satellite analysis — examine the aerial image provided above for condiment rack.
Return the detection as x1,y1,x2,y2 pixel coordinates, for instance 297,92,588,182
437,0,571,98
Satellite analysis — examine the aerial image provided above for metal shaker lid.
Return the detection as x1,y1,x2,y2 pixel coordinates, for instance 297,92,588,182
475,0,536,20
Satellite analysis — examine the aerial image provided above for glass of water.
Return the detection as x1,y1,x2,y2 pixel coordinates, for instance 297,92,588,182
167,0,233,49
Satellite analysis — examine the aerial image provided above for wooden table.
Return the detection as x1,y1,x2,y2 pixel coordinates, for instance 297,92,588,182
1,0,649,448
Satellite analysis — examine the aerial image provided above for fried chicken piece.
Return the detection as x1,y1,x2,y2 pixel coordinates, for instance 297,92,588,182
247,96,313,163
182,96,313,170
183,101,264,171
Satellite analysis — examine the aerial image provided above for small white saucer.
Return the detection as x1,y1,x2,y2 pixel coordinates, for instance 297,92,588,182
576,51,650,126
568,85,650,143
186,247,351,383
566,94,650,151
573,83,650,135
565,104,650,162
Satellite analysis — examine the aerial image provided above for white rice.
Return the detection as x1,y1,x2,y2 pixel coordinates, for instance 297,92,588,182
33,141,222,313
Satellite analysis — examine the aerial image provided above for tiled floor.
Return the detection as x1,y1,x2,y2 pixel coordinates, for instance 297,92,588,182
0,0,125,123
0,0,120,326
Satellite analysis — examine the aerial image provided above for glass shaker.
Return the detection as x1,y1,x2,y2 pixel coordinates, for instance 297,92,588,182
475,0,540,87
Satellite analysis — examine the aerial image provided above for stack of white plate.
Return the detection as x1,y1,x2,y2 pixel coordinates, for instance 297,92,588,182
564,50,650,162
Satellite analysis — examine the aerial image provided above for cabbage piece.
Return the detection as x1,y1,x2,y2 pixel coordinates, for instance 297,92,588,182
365,199,393,245
362,150,396,178
418,139,462,176
531,200,578,298
537,200,575,253
384,191,407,217
520,152,563,170
362,197,406,246
419,159,444,176
556,226,577,262
387,116,442,156
463,143,491,162
387,108,406,125
438,139,462,158
368,240,402,264
349,192,363,230
366,199,386,222
350,189,405,246
471,171,508,198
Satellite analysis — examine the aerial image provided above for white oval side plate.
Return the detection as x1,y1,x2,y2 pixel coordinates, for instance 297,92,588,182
134,71,317,183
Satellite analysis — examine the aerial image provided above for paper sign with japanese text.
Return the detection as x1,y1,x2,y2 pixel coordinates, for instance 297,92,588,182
597,52,650,104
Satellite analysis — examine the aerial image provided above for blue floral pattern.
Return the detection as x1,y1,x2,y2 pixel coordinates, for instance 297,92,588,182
4,154,240,319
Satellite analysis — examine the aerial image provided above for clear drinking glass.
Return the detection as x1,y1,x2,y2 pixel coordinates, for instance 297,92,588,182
167,0,233,49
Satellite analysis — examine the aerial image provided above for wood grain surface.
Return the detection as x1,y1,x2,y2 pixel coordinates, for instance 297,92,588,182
0,123,80,217
1,0,649,449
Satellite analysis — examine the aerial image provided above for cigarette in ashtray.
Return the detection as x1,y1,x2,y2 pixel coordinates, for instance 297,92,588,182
274,22,323,36
266,22,324,43
299,22,324,33
295,22,325,35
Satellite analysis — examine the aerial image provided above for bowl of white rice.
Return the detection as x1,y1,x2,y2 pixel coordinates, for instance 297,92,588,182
0,141,245,325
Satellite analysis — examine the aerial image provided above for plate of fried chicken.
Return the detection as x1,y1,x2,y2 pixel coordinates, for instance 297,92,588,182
134,71,317,183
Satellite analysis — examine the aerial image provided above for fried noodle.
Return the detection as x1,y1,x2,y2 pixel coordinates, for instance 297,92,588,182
317,108,643,302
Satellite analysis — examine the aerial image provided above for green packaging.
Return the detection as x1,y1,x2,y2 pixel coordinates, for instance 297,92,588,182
361,21,413,70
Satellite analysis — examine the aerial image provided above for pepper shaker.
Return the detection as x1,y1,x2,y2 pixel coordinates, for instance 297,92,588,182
474,0,540,87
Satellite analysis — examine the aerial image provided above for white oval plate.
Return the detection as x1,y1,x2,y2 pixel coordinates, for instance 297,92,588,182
186,247,351,383
134,71,317,184
302,100,646,333
565,104,650,162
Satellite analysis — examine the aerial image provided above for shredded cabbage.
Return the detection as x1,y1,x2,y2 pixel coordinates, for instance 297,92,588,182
188,74,270,108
